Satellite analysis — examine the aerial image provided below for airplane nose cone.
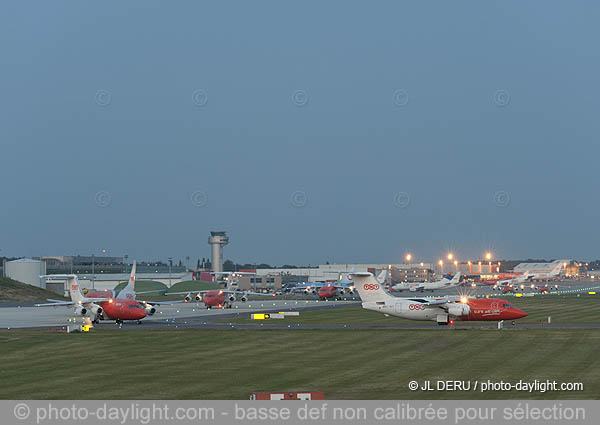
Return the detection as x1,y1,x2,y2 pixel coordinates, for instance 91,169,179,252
515,309,527,319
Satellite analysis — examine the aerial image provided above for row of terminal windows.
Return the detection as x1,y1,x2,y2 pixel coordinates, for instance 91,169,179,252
250,277,275,283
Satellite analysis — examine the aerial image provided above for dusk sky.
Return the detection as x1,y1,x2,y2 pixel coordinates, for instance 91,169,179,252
1,1,599,265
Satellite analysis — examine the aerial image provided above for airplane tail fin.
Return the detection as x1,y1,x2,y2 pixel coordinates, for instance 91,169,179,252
41,274,84,302
552,262,563,275
127,260,137,291
67,276,84,303
451,272,462,284
116,261,136,300
376,269,387,284
351,272,393,302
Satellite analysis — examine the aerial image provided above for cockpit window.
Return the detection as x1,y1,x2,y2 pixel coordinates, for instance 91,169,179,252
128,305,143,309
502,303,515,308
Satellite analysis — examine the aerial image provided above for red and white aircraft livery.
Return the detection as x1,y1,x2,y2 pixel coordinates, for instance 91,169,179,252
173,272,274,309
84,261,179,318
36,275,147,324
352,272,527,325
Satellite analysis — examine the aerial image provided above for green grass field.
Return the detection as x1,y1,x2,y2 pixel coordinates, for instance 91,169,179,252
166,280,219,293
0,328,598,399
0,277,68,303
113,280,167,292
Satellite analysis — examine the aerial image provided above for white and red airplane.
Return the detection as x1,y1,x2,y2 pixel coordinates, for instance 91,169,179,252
391,273,462,292
173,272,274,309
36,275,147,324
84,261,179,317
496,262,564,287
352,272,527,325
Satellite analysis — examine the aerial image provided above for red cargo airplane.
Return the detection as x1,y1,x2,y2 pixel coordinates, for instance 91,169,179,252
36,275,147,324
84,261,177,318
353,272,527,325
318,285,341,300
173,271,274,309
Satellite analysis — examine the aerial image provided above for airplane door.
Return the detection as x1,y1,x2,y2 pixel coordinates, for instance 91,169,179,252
491,301,500,314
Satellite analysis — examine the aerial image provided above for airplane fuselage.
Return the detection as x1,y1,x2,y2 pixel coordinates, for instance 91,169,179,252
362,298,527,322
85,294,147,321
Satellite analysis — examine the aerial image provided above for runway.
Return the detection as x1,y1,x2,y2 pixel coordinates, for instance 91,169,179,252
0,299,360,329
2,279,598,330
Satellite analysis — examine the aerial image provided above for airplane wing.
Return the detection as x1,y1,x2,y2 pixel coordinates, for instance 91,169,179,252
167,290,218,295
406,296,462,306
35,300,79,307
139,299,185,305
35,297,110,307
225,290,276,297
134,289,167,294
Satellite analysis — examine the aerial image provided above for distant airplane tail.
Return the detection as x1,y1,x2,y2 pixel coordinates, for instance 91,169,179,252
376,269,387,284
351,272,393,302
450,272,462,284
551,262,564,276
117,261,137,300
41,275,85,303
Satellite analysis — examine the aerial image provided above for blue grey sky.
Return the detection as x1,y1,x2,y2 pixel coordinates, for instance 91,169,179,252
1,1,599,264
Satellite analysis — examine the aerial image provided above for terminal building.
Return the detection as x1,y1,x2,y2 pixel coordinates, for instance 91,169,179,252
254,263,437,284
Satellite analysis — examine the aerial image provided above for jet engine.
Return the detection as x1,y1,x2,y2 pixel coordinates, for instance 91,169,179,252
184,293,192,302
195,293,203,301
339,289,345,295
88,304,103,315
145,305,157,315
74,305,87,316
240,295,248,302
228,294,236,302
447,303,471,317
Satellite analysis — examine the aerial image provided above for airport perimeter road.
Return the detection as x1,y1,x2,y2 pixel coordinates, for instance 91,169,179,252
0,299,359,329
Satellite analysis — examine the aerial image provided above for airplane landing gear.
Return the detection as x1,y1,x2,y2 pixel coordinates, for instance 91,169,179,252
137,320,142,325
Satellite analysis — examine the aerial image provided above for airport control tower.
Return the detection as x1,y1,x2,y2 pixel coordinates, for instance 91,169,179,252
208,231,229,274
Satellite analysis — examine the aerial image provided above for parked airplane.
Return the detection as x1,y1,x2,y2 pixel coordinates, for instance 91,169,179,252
391,273,462,292
352,272,527,325
294,270,356,294
173,272,274,309
313,270,387,300
495,262,564,287
493,281,559,294
36,275,147,324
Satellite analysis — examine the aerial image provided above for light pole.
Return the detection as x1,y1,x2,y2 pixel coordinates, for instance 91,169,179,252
168,257,173,288
91,254,95,289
